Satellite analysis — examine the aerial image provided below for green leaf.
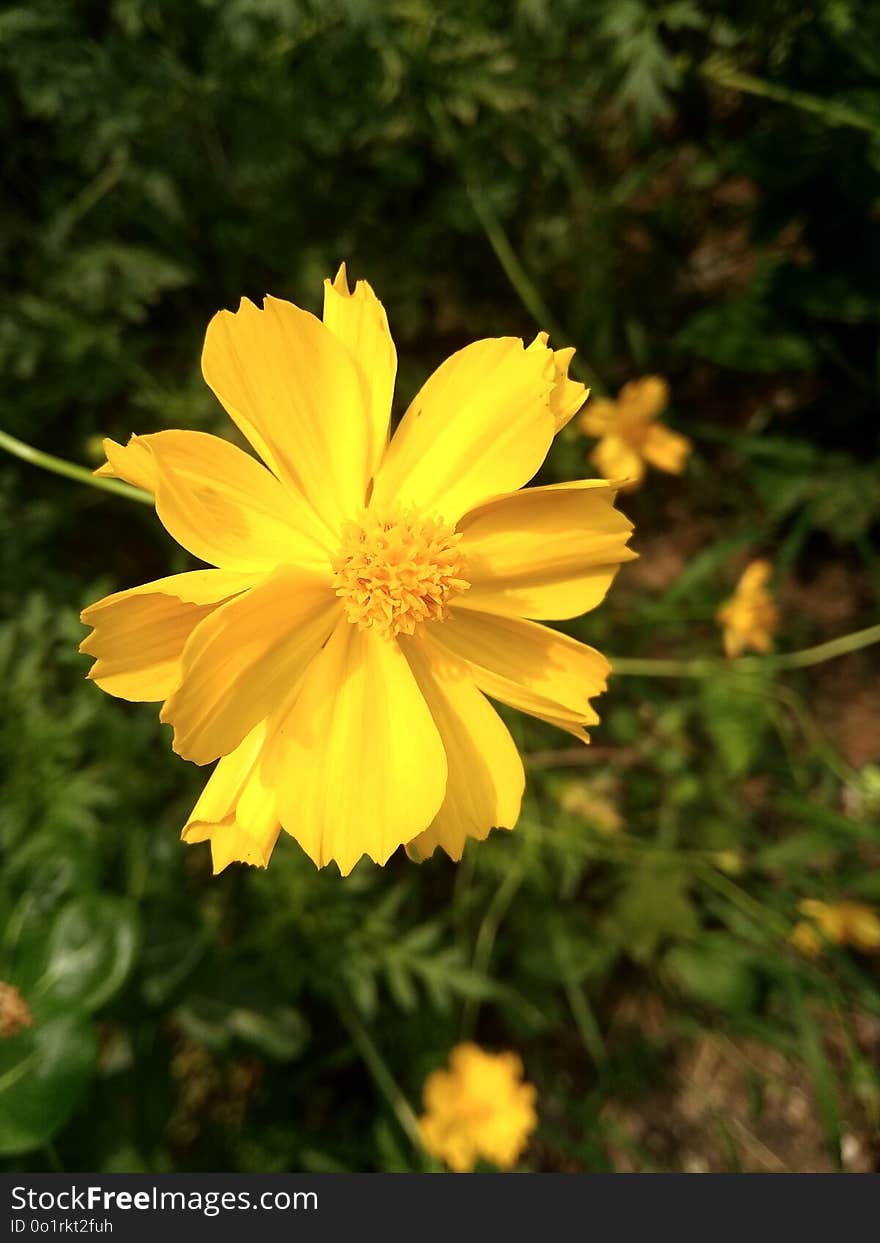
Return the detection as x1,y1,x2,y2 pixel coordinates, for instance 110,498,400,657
786,976,842,1166
139,906,208,1007
700,672,770,777
755,830,839,872
18,895,140,1016
0,1013,97,1155
2,832,102,956
604,864,699,962
677,268,816,371
664,936,758,1013
175,998,309,1061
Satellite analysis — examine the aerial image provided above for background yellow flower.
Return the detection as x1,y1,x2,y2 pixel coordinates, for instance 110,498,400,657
791,900,880,956
419,1043,537,1171
578,376,691,486
717,560,779,658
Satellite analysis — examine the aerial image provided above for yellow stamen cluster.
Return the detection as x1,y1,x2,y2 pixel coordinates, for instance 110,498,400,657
332,508,469,638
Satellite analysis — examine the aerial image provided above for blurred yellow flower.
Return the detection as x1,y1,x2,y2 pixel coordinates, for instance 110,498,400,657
558,777,622,833
578,376,690,487
716,560,779,658
790,899,880,957
714,850,743,876
80,267,635,877
419,1043,537,1172
0,982,32,1038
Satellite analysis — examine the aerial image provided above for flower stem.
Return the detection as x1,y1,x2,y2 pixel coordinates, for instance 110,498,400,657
336,1002,428,1163
551,936,606,1067
701,57,880,137
0,430,152,502
464,183,600,389
428,99,601,391
609,624,880,678
0,429,152,505
461,854,529,1039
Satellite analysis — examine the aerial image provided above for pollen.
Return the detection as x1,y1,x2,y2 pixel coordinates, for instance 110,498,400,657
332,507,469,638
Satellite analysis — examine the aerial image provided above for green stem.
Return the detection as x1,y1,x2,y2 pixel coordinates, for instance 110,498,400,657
461,855,529,1039
43,1143,65,1173
610,623,880,678
697,865,791,942
0,429,152,505
767,682,857,787
428,99,601,391
770,624,880,669
53,151,126,242
551,934,606,1067
336,1002,428,1163
0,1052,38,1095
563,979,606,1066
464,184,599,389
701,58,880,138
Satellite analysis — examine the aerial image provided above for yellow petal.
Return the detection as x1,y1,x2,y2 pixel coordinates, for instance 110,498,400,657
642,423,691,474
589,435,645,485
160,567,339,765
738,560,772,594
618,375,669,420
182,722,280,873
840,902,880,951
402,634,524,862
527,332,587,430
323,263,396,479
274,620,447,875
98,430,331,571
799,899,848,945
528,709,592,745
717,560,778,658
789,920,823,957
431,609,609,734
456,480,635,620
371,337,556,524
96,436,156,492
577,397,618,438
79,569,256,701
202,295,371,531
721,624,746,659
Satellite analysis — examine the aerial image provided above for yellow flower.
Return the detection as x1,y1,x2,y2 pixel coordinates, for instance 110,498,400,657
716,560,779,658
0,981,33,1038
419,1043,537,1172
578,376,690,487
80,266,635,876
557,777,622,833
788,921,823,958
713,850,743,876
791,899,880,957
842,902,880,951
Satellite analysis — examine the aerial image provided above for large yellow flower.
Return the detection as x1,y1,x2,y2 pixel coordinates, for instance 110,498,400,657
578,376,690,487
419,1043,537,1171
80,267,635,876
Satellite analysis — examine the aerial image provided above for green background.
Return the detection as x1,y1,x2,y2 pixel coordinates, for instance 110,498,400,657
2,0,879,1173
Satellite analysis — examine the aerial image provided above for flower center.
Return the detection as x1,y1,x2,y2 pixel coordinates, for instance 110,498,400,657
332,507,469,638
